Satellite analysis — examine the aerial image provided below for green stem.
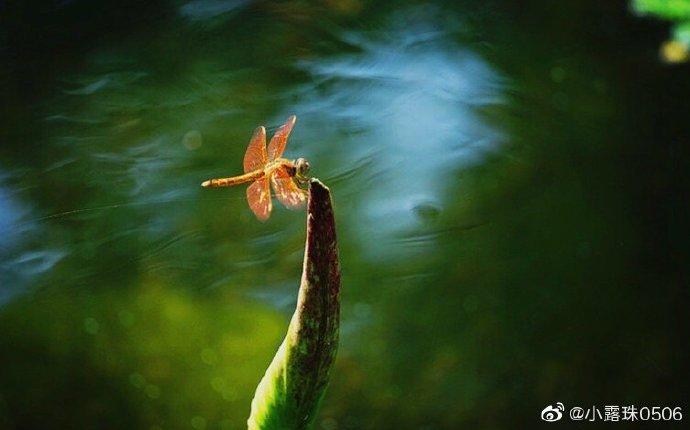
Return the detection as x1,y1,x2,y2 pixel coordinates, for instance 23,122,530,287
247,179,341,430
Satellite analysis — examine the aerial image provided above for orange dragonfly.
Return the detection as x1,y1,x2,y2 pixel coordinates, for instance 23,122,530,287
201,115,310,221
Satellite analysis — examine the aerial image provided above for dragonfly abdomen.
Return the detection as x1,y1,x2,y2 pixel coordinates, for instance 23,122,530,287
201,170,264,188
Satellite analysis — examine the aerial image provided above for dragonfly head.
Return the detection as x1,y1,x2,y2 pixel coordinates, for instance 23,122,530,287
294,158,310,178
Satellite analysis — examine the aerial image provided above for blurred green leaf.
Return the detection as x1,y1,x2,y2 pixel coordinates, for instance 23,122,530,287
633,0,690,20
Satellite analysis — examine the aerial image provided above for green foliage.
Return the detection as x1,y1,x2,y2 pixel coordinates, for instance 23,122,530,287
0,285,284,429
633,0,690,20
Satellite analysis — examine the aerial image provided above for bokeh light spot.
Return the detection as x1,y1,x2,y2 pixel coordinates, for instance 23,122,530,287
129,372,146,388
183,130,203,150
145,384,160,399
118,310,135,327
84,317,99,335
200,347,218,365
191,416,207,430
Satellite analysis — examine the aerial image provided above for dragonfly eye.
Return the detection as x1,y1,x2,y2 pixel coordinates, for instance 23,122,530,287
295,158,310,176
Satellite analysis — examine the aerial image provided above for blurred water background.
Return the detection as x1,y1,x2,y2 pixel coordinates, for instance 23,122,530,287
1,0,689,428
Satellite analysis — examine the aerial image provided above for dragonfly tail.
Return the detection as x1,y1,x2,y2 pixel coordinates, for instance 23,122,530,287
201,171,263,188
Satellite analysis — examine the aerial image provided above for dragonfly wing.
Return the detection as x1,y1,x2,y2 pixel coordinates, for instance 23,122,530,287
267,115,296,161
243,126,267,173
270,167,307,210
246,177,272,221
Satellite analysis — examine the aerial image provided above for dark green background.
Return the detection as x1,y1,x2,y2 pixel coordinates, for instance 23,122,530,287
1,0,688,428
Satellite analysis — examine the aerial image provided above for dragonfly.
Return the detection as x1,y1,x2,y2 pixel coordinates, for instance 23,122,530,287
201,115,310,221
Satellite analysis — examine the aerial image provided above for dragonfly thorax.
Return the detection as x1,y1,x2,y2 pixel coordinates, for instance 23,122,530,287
270,157,309,179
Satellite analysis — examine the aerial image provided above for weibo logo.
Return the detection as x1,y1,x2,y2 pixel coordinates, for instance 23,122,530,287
541,403,564,422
